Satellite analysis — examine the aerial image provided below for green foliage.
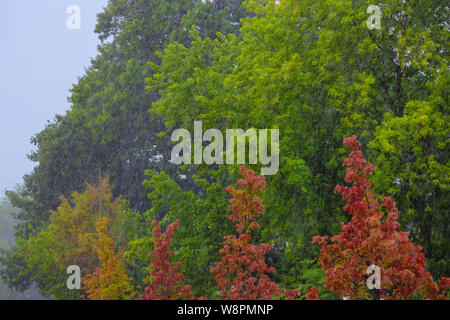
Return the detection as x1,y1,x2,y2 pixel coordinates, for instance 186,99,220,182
0,199,44,299
369,98,449,278
148,0,449,289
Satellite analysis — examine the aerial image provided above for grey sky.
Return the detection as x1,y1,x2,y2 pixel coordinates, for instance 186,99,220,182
0,0,108,195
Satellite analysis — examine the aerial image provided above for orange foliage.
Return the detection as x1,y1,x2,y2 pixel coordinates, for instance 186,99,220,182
82,217,136,300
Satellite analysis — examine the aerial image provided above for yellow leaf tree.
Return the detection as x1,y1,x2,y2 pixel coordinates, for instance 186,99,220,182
82,217,137,300
47,176,129,277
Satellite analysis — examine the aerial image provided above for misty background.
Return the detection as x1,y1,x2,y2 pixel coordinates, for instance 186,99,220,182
0,0,107,299
0,0,107,195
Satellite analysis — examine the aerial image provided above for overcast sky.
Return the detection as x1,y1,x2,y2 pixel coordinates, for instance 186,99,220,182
0,0,108,195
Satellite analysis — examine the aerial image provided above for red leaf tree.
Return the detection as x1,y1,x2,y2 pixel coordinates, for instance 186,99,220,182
211,166,299,300
311,136,448,300
142,219,194,300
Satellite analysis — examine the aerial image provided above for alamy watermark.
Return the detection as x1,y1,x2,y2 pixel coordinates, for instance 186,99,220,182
66,265,81,289
366,264,381,290
66,5,81,30
170,121,279,175
367,5,382,30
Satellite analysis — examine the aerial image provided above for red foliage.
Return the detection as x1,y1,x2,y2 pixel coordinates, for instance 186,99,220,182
439,278,450,292
312,136,447,300
142,219,194,300
306,287,319,300
211,166,300,300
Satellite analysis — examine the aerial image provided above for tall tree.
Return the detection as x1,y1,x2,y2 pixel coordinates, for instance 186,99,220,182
7,0,249,240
